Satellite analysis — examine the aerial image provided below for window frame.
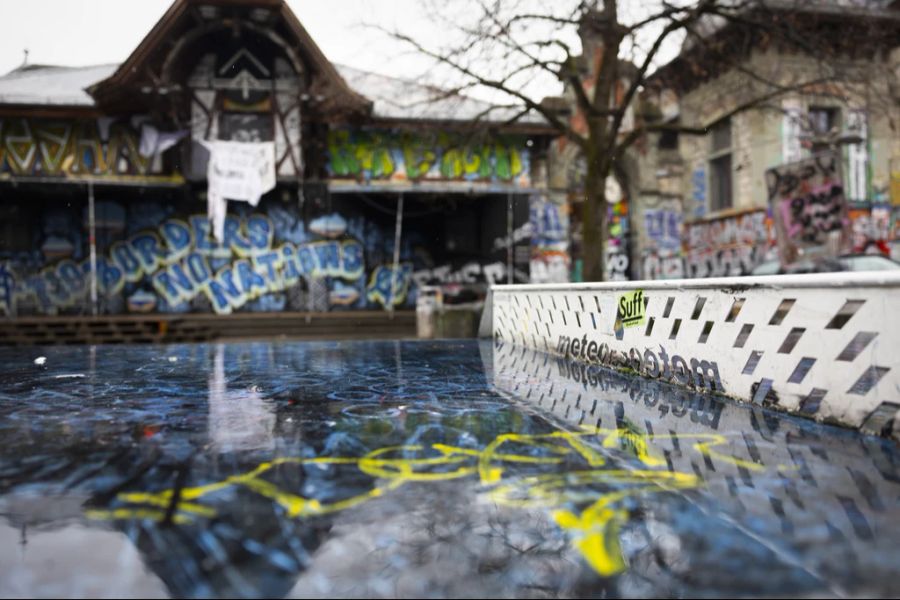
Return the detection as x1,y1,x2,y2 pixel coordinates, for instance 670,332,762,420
708,118,733,213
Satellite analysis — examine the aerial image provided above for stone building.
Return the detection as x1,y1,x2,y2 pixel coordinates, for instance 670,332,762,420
631,1,900,280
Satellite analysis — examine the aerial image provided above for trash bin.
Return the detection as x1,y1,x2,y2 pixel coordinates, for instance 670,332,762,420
416,286,442,339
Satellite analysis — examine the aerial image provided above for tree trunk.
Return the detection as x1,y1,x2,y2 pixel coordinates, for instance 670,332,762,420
581,152,608,282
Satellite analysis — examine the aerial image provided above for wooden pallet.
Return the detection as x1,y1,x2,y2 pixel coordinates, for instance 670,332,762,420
0,311,416,346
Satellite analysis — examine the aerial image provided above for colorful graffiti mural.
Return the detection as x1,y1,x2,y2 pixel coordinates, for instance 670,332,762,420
1,213,373,315
327,130,531,186
529,195,569,284
848,203,893,255
606,187,630,281
0,117,179,181
684,209,774,278
0,193,546,316
0,198,440,316
766,153,851,264
690,167,706,218
640,199,685,280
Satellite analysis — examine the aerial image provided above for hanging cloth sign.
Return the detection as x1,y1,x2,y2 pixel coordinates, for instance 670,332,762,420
200,140,276,242
138,125,188,158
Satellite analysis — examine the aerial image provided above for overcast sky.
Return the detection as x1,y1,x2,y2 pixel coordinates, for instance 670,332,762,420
0,0,684,104
0,1,435,78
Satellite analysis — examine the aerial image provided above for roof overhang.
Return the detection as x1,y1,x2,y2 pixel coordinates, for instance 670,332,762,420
88,0,371,117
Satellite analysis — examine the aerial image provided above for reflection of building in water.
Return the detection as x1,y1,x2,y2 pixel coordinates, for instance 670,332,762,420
0,520,168,598
207,343,276,453
1,340,899,597
486,340,900,590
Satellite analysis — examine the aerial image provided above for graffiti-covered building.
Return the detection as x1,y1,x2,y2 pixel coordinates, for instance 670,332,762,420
0,0,558,325
631,2,900,280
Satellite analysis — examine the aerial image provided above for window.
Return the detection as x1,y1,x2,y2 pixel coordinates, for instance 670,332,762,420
218,90,275,142
709,119,732,212
658,129,679,151
218,113,274,142
808,107,840,136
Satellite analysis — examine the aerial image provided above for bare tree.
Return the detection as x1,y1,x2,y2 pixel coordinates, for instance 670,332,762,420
381,0,899,281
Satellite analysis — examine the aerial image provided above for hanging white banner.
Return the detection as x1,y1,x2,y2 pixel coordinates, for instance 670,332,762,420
201,140,276,241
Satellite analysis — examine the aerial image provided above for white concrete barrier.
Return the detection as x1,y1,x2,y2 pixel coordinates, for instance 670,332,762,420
491,272,900,439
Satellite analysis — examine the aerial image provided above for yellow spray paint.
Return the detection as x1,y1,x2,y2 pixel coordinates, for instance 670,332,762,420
86,426,779,578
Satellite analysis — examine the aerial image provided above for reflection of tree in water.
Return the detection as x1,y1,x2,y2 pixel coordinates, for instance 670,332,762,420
0,376,573,598
2,341,899,598
1,394,701,597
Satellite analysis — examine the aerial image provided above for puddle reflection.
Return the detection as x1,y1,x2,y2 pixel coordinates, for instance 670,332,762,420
0,340,897,598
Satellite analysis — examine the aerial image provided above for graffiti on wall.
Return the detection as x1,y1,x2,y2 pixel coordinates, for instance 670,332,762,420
1,213,372,316
327,130,531,186
0,195,463,316
766,152,850,264
529,195,570,284
685,209,773,278
691,168,706,219
0,194,545,316
641,200,685,280
0,117,179,180
848,204,892,254
606,181,630,281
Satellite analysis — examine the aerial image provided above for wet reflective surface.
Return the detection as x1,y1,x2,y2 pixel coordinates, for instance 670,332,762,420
0,339,899,598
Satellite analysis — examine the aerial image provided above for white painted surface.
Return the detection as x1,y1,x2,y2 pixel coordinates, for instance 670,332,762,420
492,273,900,437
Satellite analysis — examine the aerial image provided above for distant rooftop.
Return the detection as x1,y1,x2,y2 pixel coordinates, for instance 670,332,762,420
0,62,544,125
0,63,118,106
334,65,545,124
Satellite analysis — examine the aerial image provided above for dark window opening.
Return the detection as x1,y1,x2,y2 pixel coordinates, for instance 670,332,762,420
711,119,732,153
219,112,275,142
658,130,679,150
709,118,733,211
808,107,840,136
710,154,732,212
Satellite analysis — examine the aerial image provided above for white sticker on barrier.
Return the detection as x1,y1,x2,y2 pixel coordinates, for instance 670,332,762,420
491,273,900,438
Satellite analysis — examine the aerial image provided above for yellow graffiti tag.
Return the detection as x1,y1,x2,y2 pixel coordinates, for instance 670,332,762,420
86,427,775,577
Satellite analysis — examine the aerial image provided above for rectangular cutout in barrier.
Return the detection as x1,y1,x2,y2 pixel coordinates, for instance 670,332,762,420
491,273,900,439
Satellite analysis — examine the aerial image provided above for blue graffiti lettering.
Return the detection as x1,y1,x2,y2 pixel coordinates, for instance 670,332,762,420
247,215,272,252
190,216,215,254
57,260,85,295
111,241,142,282
341,241,364,280
96,258,124,296
313,241,341,275
205,266,243,314
152,271,180,306
235,260,267,298
44,269,70,305
24,274,53,312
254,251,282,292
186,252,211,287
366,264,412,308
280,244,301,286
296,245,317,276
161,220,192,264
224,216,252,256
130,233,164,274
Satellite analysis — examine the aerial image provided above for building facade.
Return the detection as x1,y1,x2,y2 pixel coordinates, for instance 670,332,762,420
0,0,559,319
631,3,900,280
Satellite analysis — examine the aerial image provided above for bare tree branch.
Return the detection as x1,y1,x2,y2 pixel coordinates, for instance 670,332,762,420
382,26,588,149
